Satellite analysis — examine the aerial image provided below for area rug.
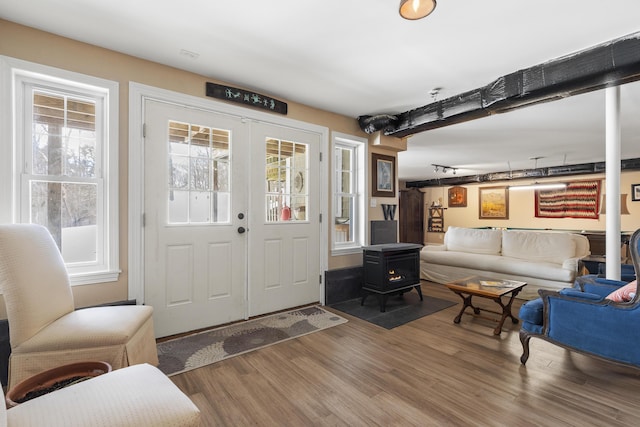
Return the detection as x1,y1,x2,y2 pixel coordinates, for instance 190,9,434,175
157,306,347,376
330,290,456,329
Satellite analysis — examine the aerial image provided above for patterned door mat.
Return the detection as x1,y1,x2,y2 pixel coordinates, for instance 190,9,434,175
157,306,347,376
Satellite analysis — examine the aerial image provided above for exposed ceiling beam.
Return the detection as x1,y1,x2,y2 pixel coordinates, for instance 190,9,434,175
358,31,640,138
405,158,640,188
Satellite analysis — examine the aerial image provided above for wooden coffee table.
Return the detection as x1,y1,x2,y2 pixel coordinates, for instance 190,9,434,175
445,276,527,335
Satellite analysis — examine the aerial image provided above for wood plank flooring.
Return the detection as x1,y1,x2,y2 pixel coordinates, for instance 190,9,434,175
169,281,640,426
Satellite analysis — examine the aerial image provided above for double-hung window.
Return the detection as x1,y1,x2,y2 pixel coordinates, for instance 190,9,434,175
331,132,366,254
1,57,119,285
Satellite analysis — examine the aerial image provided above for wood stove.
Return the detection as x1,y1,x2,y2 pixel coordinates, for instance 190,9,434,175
361,243,423,312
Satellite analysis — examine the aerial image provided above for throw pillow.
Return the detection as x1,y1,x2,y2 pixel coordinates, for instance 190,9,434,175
606,280,637,302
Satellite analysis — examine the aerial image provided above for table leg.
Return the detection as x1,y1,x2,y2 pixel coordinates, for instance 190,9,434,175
492,288,521,335
453,292,478,324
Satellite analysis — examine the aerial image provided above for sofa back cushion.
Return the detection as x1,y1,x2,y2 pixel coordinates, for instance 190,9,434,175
445,226,502,255
502,230,576,264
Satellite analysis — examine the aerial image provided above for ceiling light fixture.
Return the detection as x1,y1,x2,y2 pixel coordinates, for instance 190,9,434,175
399,0,437,20
508,182,567,191
431,164,457,175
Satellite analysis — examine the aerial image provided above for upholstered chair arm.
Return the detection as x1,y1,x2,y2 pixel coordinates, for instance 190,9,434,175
540,289,640,366
573,275,626,295
562,257,582,271
557,288,604,300
582,279,628,297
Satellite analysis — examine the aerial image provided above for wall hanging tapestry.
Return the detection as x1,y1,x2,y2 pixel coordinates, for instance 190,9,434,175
535,180,601,219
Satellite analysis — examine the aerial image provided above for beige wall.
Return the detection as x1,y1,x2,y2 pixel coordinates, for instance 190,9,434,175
0,19,404,309
418,171,640,244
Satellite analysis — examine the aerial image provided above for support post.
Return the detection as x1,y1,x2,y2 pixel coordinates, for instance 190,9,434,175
605,86,622,280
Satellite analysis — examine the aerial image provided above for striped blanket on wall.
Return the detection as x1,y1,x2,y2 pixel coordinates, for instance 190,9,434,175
535,180,601,219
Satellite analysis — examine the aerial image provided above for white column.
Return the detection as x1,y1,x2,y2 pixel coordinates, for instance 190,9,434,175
605,86,621,280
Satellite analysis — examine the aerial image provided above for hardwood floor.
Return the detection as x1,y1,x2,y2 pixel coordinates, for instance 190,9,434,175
170,281,640,426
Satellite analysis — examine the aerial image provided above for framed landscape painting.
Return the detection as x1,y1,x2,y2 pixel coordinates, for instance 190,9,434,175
479,186,509,219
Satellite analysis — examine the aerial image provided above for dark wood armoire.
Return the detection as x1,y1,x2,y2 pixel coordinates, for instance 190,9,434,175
399,188,424,244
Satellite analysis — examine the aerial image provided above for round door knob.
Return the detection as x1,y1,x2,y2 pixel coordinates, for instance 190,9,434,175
237,226,246,234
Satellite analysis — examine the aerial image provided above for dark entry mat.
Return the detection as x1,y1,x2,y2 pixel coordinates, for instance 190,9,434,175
329,290,456,329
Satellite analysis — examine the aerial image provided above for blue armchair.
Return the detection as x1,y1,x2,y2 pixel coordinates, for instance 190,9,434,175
519,228,639,367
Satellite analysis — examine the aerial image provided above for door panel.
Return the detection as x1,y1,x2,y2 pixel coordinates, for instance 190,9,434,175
248,123,321,316
144,100,248,337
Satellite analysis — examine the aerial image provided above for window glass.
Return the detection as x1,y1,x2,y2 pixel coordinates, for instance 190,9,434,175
265,137,308,222
167,121,231,224
29,90,99,263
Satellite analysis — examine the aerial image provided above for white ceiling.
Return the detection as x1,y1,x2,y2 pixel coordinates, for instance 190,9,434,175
3,0,640,181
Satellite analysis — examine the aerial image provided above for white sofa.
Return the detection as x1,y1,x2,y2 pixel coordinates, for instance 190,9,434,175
420,227,590,299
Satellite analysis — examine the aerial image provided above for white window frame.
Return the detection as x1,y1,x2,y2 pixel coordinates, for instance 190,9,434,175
0,56,119,285
331,132,367,255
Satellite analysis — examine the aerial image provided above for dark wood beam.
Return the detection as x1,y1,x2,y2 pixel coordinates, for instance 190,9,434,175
405,158,640,188
358,31,640,138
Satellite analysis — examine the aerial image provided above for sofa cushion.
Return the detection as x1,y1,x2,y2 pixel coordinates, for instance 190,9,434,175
502,230,575,265
421,250,575,282
444,226,502,255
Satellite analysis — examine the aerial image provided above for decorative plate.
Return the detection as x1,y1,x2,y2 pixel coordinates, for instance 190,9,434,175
294,171,304,192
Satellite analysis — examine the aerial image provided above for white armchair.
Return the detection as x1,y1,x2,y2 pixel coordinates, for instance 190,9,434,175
1,363,201,426
0,224,159,388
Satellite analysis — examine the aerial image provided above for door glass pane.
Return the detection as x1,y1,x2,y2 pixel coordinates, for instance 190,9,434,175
167,120,231,224
265,137,308,222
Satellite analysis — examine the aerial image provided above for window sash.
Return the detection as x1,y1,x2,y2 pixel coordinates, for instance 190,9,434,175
332,135,365,253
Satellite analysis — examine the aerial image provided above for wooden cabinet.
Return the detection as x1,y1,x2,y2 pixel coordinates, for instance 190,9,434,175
399,188,424,244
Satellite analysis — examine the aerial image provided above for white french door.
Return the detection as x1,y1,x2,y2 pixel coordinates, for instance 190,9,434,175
248,122,321,316
144,100,248,337
143,98,321,337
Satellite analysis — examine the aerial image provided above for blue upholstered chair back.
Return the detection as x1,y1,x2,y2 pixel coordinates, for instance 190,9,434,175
631,228,640,283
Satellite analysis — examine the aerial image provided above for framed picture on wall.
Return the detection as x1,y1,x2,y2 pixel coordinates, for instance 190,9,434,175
633,184,640,201
448,186,467,207
479,186,509,219
372,153,396,198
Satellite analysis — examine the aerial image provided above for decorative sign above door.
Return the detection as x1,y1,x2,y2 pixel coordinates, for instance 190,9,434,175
206,82,288,115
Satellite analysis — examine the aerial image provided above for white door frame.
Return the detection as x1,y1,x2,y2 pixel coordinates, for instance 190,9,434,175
128,82,329,309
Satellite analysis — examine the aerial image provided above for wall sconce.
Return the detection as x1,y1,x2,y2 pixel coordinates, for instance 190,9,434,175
599,194,631,215
399,0,437,20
